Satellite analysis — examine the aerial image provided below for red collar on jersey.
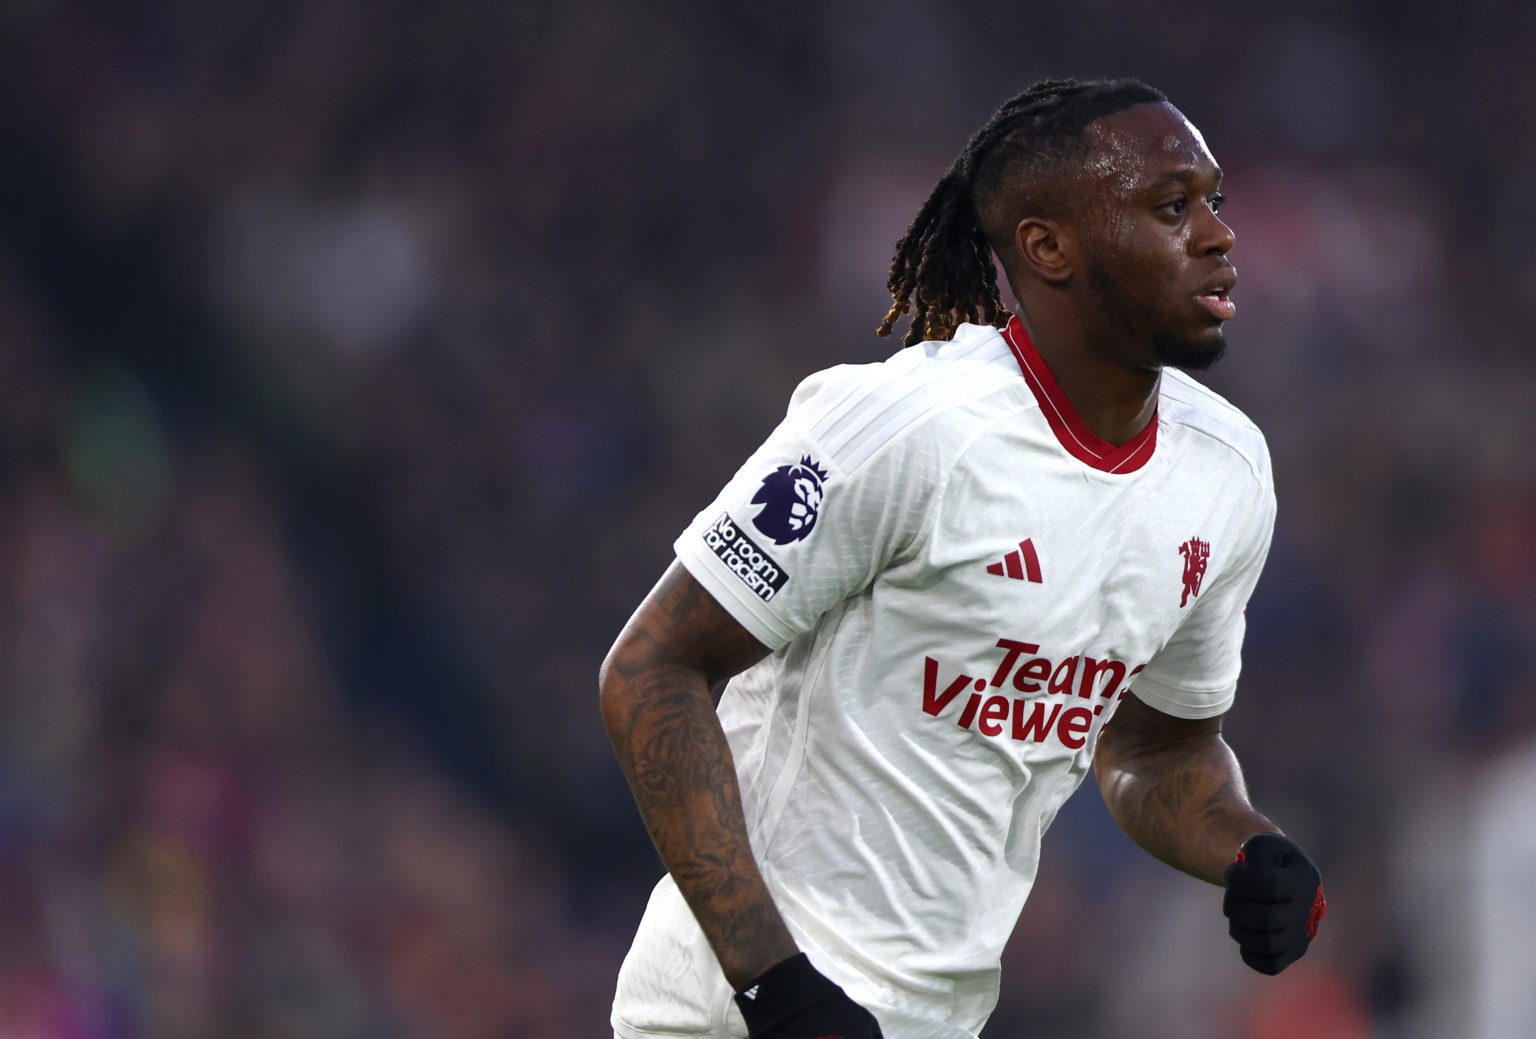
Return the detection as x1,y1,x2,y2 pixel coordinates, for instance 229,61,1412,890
1001,315,1158,475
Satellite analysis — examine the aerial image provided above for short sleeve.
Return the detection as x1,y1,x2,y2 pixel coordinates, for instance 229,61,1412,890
1130,452,1277,720
673,361,946,650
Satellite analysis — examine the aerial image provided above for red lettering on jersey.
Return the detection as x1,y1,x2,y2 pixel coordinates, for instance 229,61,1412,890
921,642,1149,747
1078,656,1128,699
956,692,983,729
921,657,972,716
1012,699,1062,742
1012,657,1051,693
991,638,1040,687
977,695,1010,737
1048,656,1078,696
1056,706,1093,749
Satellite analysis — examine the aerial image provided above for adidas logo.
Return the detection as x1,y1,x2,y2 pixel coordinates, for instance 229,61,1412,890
985,538,1043,583
740,985,759,1001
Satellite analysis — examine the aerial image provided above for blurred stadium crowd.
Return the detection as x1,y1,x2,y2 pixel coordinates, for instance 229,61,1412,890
1,1,1534,1037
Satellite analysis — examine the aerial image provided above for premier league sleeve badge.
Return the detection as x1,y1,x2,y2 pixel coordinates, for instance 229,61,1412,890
749,455,828,546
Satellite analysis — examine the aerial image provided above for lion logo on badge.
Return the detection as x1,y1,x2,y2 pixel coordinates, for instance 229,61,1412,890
750,455,828,546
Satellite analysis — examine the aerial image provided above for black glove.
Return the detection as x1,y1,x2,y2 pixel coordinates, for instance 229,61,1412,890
1223,832,1327,975
734,953,883,1038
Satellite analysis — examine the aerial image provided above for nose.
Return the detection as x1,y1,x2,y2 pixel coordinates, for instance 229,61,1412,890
1200,209,1236,256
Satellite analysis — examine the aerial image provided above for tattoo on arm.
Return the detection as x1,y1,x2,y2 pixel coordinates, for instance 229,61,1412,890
1094,695,1278,885
602,563,794,988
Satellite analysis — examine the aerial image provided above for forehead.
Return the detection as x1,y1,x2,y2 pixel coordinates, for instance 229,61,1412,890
1081,102,1218,193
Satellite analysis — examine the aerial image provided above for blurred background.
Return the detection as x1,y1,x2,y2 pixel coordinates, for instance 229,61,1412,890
1,1,1534,1036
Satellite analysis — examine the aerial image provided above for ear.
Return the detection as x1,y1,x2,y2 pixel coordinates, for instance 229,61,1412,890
1015,217,1077,285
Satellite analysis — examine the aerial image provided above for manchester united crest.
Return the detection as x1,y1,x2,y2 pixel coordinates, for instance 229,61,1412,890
1179,537,1210,608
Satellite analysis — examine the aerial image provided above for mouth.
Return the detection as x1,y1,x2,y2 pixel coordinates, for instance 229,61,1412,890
1195,288,1235,321
1194,268,1238,322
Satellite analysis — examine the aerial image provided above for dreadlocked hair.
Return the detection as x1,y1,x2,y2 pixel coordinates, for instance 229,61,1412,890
877,76,1166,347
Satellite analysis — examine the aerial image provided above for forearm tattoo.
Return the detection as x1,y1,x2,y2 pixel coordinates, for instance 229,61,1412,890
603,565,793,987
1095,701,1277,885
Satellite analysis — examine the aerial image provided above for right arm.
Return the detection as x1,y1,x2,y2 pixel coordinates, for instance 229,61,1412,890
599,559,796,989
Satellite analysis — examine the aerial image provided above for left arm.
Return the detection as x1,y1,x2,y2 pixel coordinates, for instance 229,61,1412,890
1098,465,1325,974
1096,691,1328,975
1093,691,1277,885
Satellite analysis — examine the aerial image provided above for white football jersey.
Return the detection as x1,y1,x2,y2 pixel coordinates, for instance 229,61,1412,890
612,317,1276,1039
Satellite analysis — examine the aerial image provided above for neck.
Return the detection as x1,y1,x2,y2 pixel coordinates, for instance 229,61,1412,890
1011,305,1160,447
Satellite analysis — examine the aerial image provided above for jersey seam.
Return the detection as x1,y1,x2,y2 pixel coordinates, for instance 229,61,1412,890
799,381,1035,572
1130,681,1236,720
1134,668,1241,695
611,1018,716,1039
805,338,1013,463
1158,370,1261,427
812,363,1027,476
752,610,844,856
1156,415,1269,489
673,536,796,649
913,399,1043,563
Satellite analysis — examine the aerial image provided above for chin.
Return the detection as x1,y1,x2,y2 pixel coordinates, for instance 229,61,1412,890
1155,332,1227,372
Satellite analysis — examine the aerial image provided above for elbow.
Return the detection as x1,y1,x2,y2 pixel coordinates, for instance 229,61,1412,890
597,644,619,703
597,631,668,747
598,642,633,742
1091,727,1123,789
1091,732,1140,817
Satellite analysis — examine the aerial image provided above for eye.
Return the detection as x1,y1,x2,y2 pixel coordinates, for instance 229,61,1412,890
1208,192,1227,214
1160,196,1188,216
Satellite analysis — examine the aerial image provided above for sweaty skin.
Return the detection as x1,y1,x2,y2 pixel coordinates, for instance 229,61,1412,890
1006,102,1238,446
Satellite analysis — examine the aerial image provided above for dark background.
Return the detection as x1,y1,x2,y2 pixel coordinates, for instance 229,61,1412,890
1,1,1533,1036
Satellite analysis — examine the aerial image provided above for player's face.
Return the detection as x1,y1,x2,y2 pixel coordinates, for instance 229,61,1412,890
1074,103,1237,372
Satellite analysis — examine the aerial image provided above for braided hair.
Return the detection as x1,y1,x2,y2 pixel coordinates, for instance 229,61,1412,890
877,77,1167,347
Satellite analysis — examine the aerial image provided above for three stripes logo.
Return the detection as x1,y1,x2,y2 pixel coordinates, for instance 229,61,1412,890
986,538,1043,583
